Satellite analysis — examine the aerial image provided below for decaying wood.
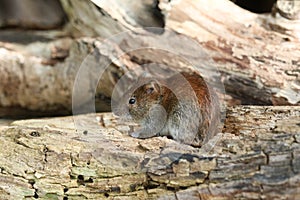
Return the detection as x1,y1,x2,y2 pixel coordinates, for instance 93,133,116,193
0,0,66,29
0,0,299,114
0,105,299,199
58,0,300,106
0,1,299,199
274,0,300,20
158,0,300,105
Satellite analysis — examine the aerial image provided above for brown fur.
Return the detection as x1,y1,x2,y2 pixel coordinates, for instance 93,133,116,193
127,72,220,147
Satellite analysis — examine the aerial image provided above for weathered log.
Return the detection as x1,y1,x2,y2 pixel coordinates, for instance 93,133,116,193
88,0,300,105
0,0,66,29
0,1,299,199
0,105,299,199
0,0,299,114
158,0,300,105
0,37,76,112
274,0,300,20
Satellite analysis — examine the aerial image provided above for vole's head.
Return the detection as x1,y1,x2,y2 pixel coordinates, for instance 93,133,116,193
127,80,162,121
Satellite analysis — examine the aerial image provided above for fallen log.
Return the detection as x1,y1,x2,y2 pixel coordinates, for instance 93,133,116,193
0,0,300,114
0,106,299,199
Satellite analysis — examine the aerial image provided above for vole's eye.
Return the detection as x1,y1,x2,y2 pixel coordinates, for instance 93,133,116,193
129,97,136,104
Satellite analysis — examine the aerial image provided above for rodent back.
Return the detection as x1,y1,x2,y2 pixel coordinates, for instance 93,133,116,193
124,71,220,146
127,72,214,122
181,72,220,144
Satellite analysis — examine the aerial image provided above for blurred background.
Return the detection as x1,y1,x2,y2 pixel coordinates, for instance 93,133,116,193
0,0,299,122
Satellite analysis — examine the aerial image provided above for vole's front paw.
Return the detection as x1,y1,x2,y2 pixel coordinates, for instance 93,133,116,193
130,131,141,138
130,129,157,139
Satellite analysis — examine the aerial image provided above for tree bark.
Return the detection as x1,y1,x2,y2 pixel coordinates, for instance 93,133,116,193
0,1,300,199
0,105,299,199
0,0,66,29
159,0,300,105
0,0,299,114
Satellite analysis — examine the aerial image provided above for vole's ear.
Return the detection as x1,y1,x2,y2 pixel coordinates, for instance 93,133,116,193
145,80,160,94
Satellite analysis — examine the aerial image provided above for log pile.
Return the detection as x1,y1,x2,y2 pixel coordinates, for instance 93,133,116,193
0,0,299,199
